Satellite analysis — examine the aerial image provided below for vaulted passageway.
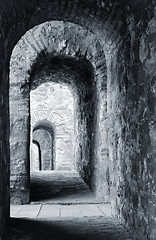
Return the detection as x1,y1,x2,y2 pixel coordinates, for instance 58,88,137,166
9,21,105,205
0,1,155,240
28,77,96,203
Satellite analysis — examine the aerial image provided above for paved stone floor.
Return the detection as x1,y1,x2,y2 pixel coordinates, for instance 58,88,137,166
8,171,132,240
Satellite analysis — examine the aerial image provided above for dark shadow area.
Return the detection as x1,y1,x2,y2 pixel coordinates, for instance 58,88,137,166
8,217,131,240
32,140,42,170
30,171,96,203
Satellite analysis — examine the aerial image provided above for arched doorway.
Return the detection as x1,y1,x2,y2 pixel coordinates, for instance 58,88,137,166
31,120,55,171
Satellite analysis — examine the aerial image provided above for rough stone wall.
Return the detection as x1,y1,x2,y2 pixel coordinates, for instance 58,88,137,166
10,83,30,204
32,129,52,170
118,9,156,239
101,5,156,240
75,87,95,186
31,82,75,171
0,63,10,239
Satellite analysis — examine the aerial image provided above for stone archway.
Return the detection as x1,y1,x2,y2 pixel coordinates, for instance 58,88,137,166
10,21,107,204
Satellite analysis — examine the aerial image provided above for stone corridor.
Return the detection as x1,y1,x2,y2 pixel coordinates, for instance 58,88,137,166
0,1,155,240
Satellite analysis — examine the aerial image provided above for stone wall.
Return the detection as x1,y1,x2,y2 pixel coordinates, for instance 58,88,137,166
117,9,156,239
0,63,10,239
101,5,156,239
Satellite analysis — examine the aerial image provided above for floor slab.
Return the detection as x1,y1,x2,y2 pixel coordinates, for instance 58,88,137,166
15,205,41,218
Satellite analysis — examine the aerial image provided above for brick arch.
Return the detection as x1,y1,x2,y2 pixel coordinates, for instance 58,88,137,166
33,119,55,136
6,0,125,61
31,110,64,128
10,21,108,204
1,1,125,230
10,21,106,84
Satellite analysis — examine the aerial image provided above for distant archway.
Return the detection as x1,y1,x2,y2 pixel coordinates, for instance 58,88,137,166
32,120,55,171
